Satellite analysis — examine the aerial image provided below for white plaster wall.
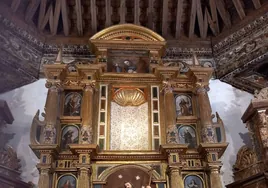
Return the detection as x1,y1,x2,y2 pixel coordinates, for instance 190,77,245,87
208,79,253,185
0,79,47,185
0,79,253,186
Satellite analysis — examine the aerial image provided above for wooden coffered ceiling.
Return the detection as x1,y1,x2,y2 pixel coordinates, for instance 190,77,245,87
3,0,268,41
1,0,268,93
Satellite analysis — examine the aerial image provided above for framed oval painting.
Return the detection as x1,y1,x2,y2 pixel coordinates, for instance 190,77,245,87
184,175,203,188
57,174,77,188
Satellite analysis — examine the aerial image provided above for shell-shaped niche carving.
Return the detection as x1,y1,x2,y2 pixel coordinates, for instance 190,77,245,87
113,88,146,106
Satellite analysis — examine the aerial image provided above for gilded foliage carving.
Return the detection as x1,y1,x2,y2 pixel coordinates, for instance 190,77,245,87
233,146,261,181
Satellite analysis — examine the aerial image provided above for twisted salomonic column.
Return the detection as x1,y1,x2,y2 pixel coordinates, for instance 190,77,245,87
162,80,177,144
168,166,183,188
43,81,61,144
195,83,215,143
81,81,96,144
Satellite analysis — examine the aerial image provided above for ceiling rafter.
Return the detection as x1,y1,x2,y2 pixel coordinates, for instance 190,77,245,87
11,0,21,12
90,0,97,34
175,0,184,39
75,0,83,36
25,0,40,23
232,0,246,20
162,0,169,37
252,0,261,9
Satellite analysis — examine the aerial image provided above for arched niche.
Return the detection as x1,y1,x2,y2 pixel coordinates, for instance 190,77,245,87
99,164,159,188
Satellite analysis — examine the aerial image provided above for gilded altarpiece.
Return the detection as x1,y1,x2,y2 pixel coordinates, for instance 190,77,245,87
30,24,228,188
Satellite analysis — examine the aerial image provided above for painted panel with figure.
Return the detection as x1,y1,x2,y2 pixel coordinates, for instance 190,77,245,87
57,174,77,188
63,91,82,116
175,94,193,117
61,125,79,150
178,125,197,148
184,175,204,188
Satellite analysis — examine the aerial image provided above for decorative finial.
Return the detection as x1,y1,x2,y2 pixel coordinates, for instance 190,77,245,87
55,46,63,64
192,53,200,66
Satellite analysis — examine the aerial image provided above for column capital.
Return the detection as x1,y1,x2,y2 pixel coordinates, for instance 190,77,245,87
161,80,174,94
81,80,97,91
45,80,62,90
195,82,210,94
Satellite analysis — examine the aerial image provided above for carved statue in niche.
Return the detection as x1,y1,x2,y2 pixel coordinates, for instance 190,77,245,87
184,175,203,188
61,125,79,149
64,92,82,116
175,95,193,117
178,125,197,148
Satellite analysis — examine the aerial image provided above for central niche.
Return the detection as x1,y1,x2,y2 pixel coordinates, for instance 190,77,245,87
110,87,149,150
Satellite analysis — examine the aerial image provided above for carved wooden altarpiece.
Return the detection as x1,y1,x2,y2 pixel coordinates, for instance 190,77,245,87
30,24,228,188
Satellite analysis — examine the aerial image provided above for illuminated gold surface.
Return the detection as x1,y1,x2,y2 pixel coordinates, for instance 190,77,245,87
113,88,146,106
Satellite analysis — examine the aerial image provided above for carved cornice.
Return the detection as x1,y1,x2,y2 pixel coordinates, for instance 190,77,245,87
0,14,44,50
213,13,268,55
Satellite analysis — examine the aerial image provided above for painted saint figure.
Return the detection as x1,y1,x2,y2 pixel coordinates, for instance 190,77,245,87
186,180,199,188
64,92,81,116
61,126,79,149
61,179,75,188
178,126,197,148
180,99,190,116
175,95,193,117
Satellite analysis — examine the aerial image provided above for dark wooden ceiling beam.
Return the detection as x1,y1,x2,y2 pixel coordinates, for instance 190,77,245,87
52,0,61,35
232,0,246,19
205,8,218,35
162,0,169,37
209,0,219,34
189,0,197,38
105,0,112,27
11,0,21,12
120,0,126,24
25,0,41,23
134,0,140,25
75,0,83,36
61,0,70,36
215,0,231,27
175,0,183,39
90,0,97,34
147,0,154,30
196,0,206,38
252,0,261,9
38,0,48,29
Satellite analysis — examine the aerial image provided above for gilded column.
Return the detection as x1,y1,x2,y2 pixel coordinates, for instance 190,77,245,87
195,83,215,143
38,168,51,188
168,166,183,188
78,167,91,188
162,80,177,144
208,165,223,188
43,81,61,144
81,81,96,144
